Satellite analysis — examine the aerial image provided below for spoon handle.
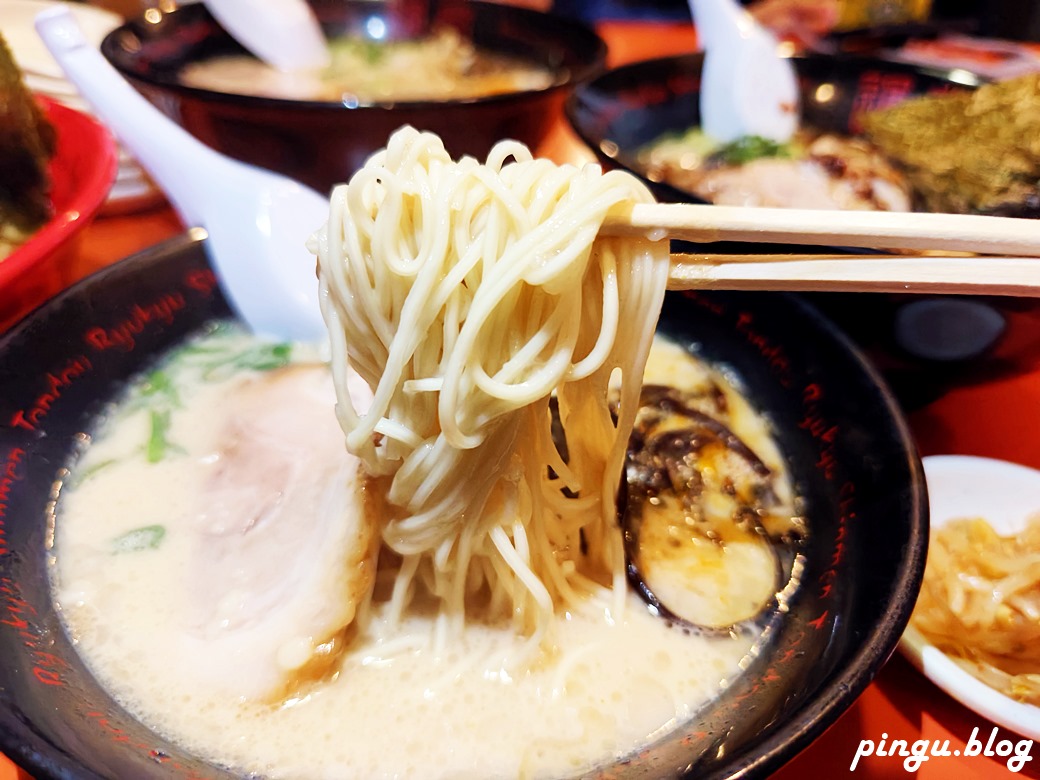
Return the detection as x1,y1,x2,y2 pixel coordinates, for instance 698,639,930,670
36,5,331,344
686,0,799,143
35,5,235,227
687,0,749,48
201,0,330,72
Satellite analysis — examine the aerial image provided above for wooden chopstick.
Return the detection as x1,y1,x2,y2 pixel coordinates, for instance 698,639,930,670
602,203,1040,257
667,253,1040,295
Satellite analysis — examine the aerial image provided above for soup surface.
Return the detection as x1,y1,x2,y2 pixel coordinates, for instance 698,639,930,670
53,325,800,779
179,28,554,103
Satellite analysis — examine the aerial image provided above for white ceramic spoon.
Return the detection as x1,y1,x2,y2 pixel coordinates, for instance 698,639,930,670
36,5,329,343
202,0,330,72
688,0,799,143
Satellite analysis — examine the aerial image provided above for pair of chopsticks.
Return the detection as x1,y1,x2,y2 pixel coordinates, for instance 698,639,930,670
600,204,1040,295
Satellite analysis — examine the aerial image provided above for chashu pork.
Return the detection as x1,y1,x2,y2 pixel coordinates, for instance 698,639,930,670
181,363,378,701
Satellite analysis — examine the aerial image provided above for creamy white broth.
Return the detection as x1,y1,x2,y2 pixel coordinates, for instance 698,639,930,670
179,29,554,103
52,326,797,779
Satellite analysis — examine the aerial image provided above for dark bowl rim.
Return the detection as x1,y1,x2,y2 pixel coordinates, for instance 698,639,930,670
0,232,928,780
100,0,608,113
696,293,929,778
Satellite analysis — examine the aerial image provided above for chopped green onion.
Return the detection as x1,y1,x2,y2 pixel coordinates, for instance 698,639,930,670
713,135,790,165
67,458,118,488
202,342,293,379
139,369,179,405
111,524,166,554
146,409,172,463
236,342,292,371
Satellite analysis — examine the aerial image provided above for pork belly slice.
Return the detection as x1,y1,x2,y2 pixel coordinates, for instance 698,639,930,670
184,363,377,701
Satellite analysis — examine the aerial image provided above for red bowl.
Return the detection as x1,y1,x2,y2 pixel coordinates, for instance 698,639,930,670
0,96,118,331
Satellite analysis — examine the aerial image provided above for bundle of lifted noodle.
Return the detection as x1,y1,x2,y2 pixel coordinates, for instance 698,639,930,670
312,127,669,659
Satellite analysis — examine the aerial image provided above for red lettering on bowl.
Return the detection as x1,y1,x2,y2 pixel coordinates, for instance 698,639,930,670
0,447,26,555
83,294,187,353
9,357,93,433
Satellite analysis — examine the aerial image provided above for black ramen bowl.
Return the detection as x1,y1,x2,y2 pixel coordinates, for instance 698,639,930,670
566,53,1040,407
565,51,984,208
100,0,606,194
0,233,926,779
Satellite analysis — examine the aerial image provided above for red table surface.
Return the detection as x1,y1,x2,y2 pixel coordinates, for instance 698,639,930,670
3,18,1039,780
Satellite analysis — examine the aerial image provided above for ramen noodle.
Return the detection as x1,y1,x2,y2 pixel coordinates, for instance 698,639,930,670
311,127,671,660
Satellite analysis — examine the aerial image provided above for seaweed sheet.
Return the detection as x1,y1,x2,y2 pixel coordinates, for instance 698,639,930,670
0,31,56,236
861,73,1040,217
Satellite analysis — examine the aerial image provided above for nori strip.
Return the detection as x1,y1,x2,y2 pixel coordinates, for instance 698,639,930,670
0,31,56,234
862,73,1040,217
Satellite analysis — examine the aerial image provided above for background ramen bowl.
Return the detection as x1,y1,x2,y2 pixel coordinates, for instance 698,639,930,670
0,96,117,333
0,232,926,779
565,52,983,207
566,53,1040,407
98,0,606,194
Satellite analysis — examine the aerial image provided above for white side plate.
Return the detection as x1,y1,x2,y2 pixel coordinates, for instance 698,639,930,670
900,454,1040,740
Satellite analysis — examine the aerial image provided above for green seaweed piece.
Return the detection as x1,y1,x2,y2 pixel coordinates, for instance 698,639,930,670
67,457,118,488
712,135,790,166
111,524,166,554
201,341,293,379
146,409,172,463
